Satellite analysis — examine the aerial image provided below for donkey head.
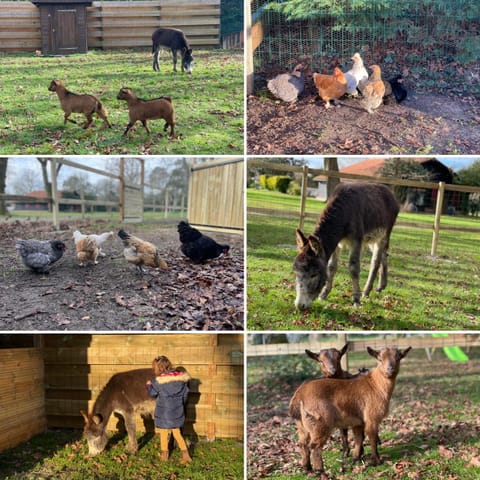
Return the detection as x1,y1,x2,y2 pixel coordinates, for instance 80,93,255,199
293,229,328,310
80,410,110,456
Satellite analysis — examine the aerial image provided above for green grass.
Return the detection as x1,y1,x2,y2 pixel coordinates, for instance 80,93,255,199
247,189,480,330
248,345,480,480
0,430,243,480
0,49,244,154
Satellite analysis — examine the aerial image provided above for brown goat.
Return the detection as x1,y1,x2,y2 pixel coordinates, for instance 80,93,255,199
48,79,112,129
304,344,375,458
116,87,175,137
289,346,411,475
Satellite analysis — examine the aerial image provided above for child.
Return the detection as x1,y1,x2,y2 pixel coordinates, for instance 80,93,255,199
146,356,192,464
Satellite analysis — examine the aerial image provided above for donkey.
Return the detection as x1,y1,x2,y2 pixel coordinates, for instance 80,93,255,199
80,368,156,456
294,183,399,310
152,27,193,74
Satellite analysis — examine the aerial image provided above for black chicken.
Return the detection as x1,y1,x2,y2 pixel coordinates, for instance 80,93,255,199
177,221,230,262
16,239,66,273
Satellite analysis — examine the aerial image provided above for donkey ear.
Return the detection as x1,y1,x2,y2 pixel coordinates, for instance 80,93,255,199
92,414,103,425
295,229,308,249
307,235,324,256
80,410,89,423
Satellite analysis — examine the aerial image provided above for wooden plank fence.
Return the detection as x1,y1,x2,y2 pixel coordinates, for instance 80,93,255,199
0,0,220,52
188,158,244,231
0,348,46,451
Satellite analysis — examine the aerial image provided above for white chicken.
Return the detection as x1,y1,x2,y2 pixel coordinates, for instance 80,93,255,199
267,63,305,103
72,230,113,257
344,53,368,96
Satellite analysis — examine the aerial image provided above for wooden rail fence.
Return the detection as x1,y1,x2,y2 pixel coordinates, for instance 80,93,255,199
0,0,220,52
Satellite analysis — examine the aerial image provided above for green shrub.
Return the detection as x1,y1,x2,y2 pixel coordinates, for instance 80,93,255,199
267,175,291,193
287,181,301,196
258,174,268,189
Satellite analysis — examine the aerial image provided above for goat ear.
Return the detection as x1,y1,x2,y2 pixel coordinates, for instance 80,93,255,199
305,349,319,361
340,343,350,356
367,346,379,359
308,235,324,257
400,346,412,359
295,229,308,249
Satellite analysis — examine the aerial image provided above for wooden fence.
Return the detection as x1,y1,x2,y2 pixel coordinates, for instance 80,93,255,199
0,348,46,451
0,0,220,52
188,158,244,231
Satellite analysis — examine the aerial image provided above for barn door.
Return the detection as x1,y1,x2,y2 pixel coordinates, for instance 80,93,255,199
53,8,79,54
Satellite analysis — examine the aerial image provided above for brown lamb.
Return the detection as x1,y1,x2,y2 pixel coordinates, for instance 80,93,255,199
48,79,112,129
116,87,175,137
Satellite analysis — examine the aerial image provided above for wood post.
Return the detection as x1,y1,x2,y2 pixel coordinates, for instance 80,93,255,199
49,158,59,229
431,181,445,256
298,165,309,230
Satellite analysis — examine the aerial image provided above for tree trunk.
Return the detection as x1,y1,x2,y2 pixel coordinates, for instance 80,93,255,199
324,158,339,198
38,159,62,212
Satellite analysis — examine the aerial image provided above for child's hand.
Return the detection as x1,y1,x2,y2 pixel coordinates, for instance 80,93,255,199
146,380,152,386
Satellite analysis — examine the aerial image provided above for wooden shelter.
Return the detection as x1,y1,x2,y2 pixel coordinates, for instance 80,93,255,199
32,0,92,54
0,334,244,452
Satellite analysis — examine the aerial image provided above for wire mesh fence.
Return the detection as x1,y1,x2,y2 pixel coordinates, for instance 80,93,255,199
252,0,480,93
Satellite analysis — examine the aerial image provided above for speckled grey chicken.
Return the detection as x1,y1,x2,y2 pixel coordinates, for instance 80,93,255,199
267,63,305,103
16,239,66,273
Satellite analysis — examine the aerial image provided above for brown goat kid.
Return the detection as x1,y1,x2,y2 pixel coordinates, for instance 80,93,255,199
116,87,175,138
304,344,376,458
289,346,411,476
48,79,112,129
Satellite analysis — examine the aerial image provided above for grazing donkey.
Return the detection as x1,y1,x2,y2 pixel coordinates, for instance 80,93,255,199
294,183,399,309
152,27,193,74
80,368,155,456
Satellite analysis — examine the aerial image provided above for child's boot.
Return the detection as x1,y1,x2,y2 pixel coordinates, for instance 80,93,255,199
180,450,192,464
160,450,169,461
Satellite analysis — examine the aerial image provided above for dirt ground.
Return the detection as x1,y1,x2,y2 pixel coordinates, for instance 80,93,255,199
0,220,244,331
247,74,480,155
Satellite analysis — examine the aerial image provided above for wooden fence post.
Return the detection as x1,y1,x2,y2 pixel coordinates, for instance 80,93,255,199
298,165,309,230
431,181,445,256
49,159,59,229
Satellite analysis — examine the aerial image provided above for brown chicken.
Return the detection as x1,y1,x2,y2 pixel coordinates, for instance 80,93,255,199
313,67,347,108
74,236,99,266
118,229,168,274
359,65,385,113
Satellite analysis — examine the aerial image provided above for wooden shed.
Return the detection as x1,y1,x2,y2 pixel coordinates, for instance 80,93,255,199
31,0,92,54
0,334,244,452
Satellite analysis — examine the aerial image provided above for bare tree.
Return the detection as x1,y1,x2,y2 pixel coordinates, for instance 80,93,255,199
37,158,63,211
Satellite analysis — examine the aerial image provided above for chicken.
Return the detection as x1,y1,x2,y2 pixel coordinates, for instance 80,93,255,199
16,239,66,273
118,229,167,274
267,63,305,103
344,52,368,95
313,67,347,108
177,221,230,262
73,231,99,266
72,230,113,257
389,75,407,103
359,65,385,113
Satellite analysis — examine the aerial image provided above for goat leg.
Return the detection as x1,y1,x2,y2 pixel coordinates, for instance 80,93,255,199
141,120,151,134
340,428,350,457
64,113,77,125
351,426,365,461
123,122,134,136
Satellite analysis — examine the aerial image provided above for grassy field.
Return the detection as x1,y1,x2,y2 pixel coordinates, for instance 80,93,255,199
0,49,243,155
248,340,480,480
247,189,480,330
0,430,243,480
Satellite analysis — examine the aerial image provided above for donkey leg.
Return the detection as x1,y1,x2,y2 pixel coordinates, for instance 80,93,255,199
171,48,178,72
348,241,362,304
376,248,389,292
319,247,339,300
124,411,139,454
362,240,384,298
153,48,160,71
